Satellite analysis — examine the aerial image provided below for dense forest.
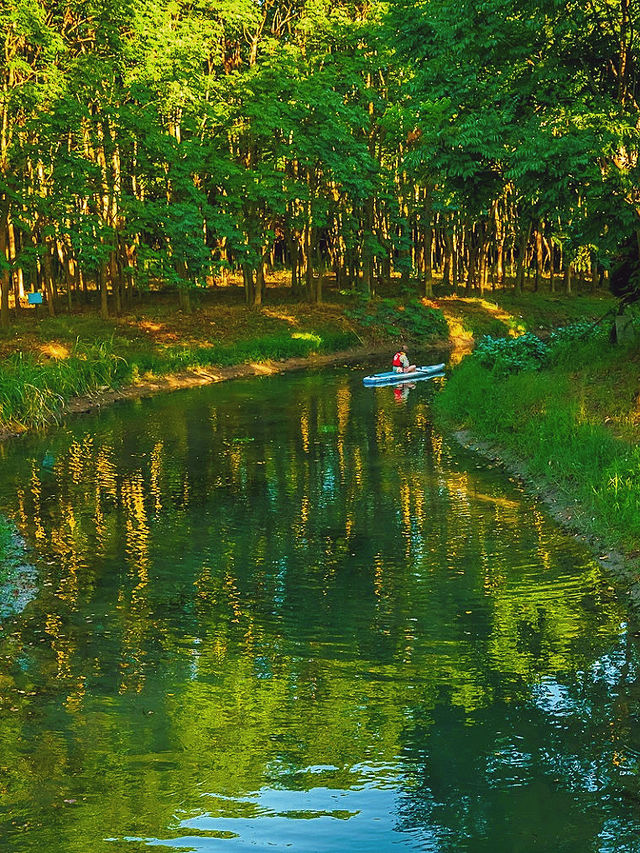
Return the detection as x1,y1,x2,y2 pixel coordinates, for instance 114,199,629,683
1,0,638,323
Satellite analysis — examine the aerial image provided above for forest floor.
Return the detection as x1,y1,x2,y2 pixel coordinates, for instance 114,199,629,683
0,279,612,361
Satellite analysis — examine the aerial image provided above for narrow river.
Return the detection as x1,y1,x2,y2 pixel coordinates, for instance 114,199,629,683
0,365,639,852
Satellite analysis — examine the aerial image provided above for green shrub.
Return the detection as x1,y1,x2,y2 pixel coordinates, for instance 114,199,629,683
474,322,610,376
546,322,609,365
473,333,550,375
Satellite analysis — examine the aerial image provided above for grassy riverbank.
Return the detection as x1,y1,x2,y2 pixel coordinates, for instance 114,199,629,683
0,286,612,434
434,331,640,554
0,298,362,431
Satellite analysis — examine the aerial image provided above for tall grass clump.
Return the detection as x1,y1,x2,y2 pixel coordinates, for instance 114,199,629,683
128,330,358,375
434,332,640,549
202,330,357,365
0,339,130,429
0,329,359,431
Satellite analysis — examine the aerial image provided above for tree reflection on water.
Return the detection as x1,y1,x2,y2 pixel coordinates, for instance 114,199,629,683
0,368,637,852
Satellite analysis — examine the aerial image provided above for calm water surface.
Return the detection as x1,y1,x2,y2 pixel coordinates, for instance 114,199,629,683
0,365,639,852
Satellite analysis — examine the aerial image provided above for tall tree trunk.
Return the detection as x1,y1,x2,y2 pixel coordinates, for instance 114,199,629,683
422,192,434,298
534,226,544,291
362,198,374,298
288,230,299,296
591,252,599,293
478,240,489,297
119,239,134,307
442,225,452,287
314,246,325,304
563,259,572,295
465,227,478,295
0,210,10,327
452,225,460,294
175,260,192,313
398,201,411,289
57,240,73,312
110,252,121,315
242,264,254,305
254,254,265,306
8,218,22,313
514,220,531,294
42,241,56,316
494,201,505,285
304,224,314,300
380,212,392,283
98,262,109,319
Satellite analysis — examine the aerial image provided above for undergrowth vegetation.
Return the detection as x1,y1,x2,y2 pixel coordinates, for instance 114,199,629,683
346,298,448,342
473,322,608,375
0,340,130,429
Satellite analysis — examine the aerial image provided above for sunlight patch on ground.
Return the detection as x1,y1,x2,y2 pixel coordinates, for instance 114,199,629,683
140,321,164,332
192,368,223,381
473,298,526,336
435,304,474,366
136,319,179,343
432,296,527,365
248,362,278,375
292,332,322,345
39,343,70,360
261,308,300,327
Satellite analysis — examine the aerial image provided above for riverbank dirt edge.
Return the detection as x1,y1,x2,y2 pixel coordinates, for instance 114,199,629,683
453,428,640,611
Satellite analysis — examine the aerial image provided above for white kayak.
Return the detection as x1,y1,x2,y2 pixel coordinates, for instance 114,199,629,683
362,363,446,387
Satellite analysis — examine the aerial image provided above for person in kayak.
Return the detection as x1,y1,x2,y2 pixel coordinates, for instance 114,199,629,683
392,344,417,374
